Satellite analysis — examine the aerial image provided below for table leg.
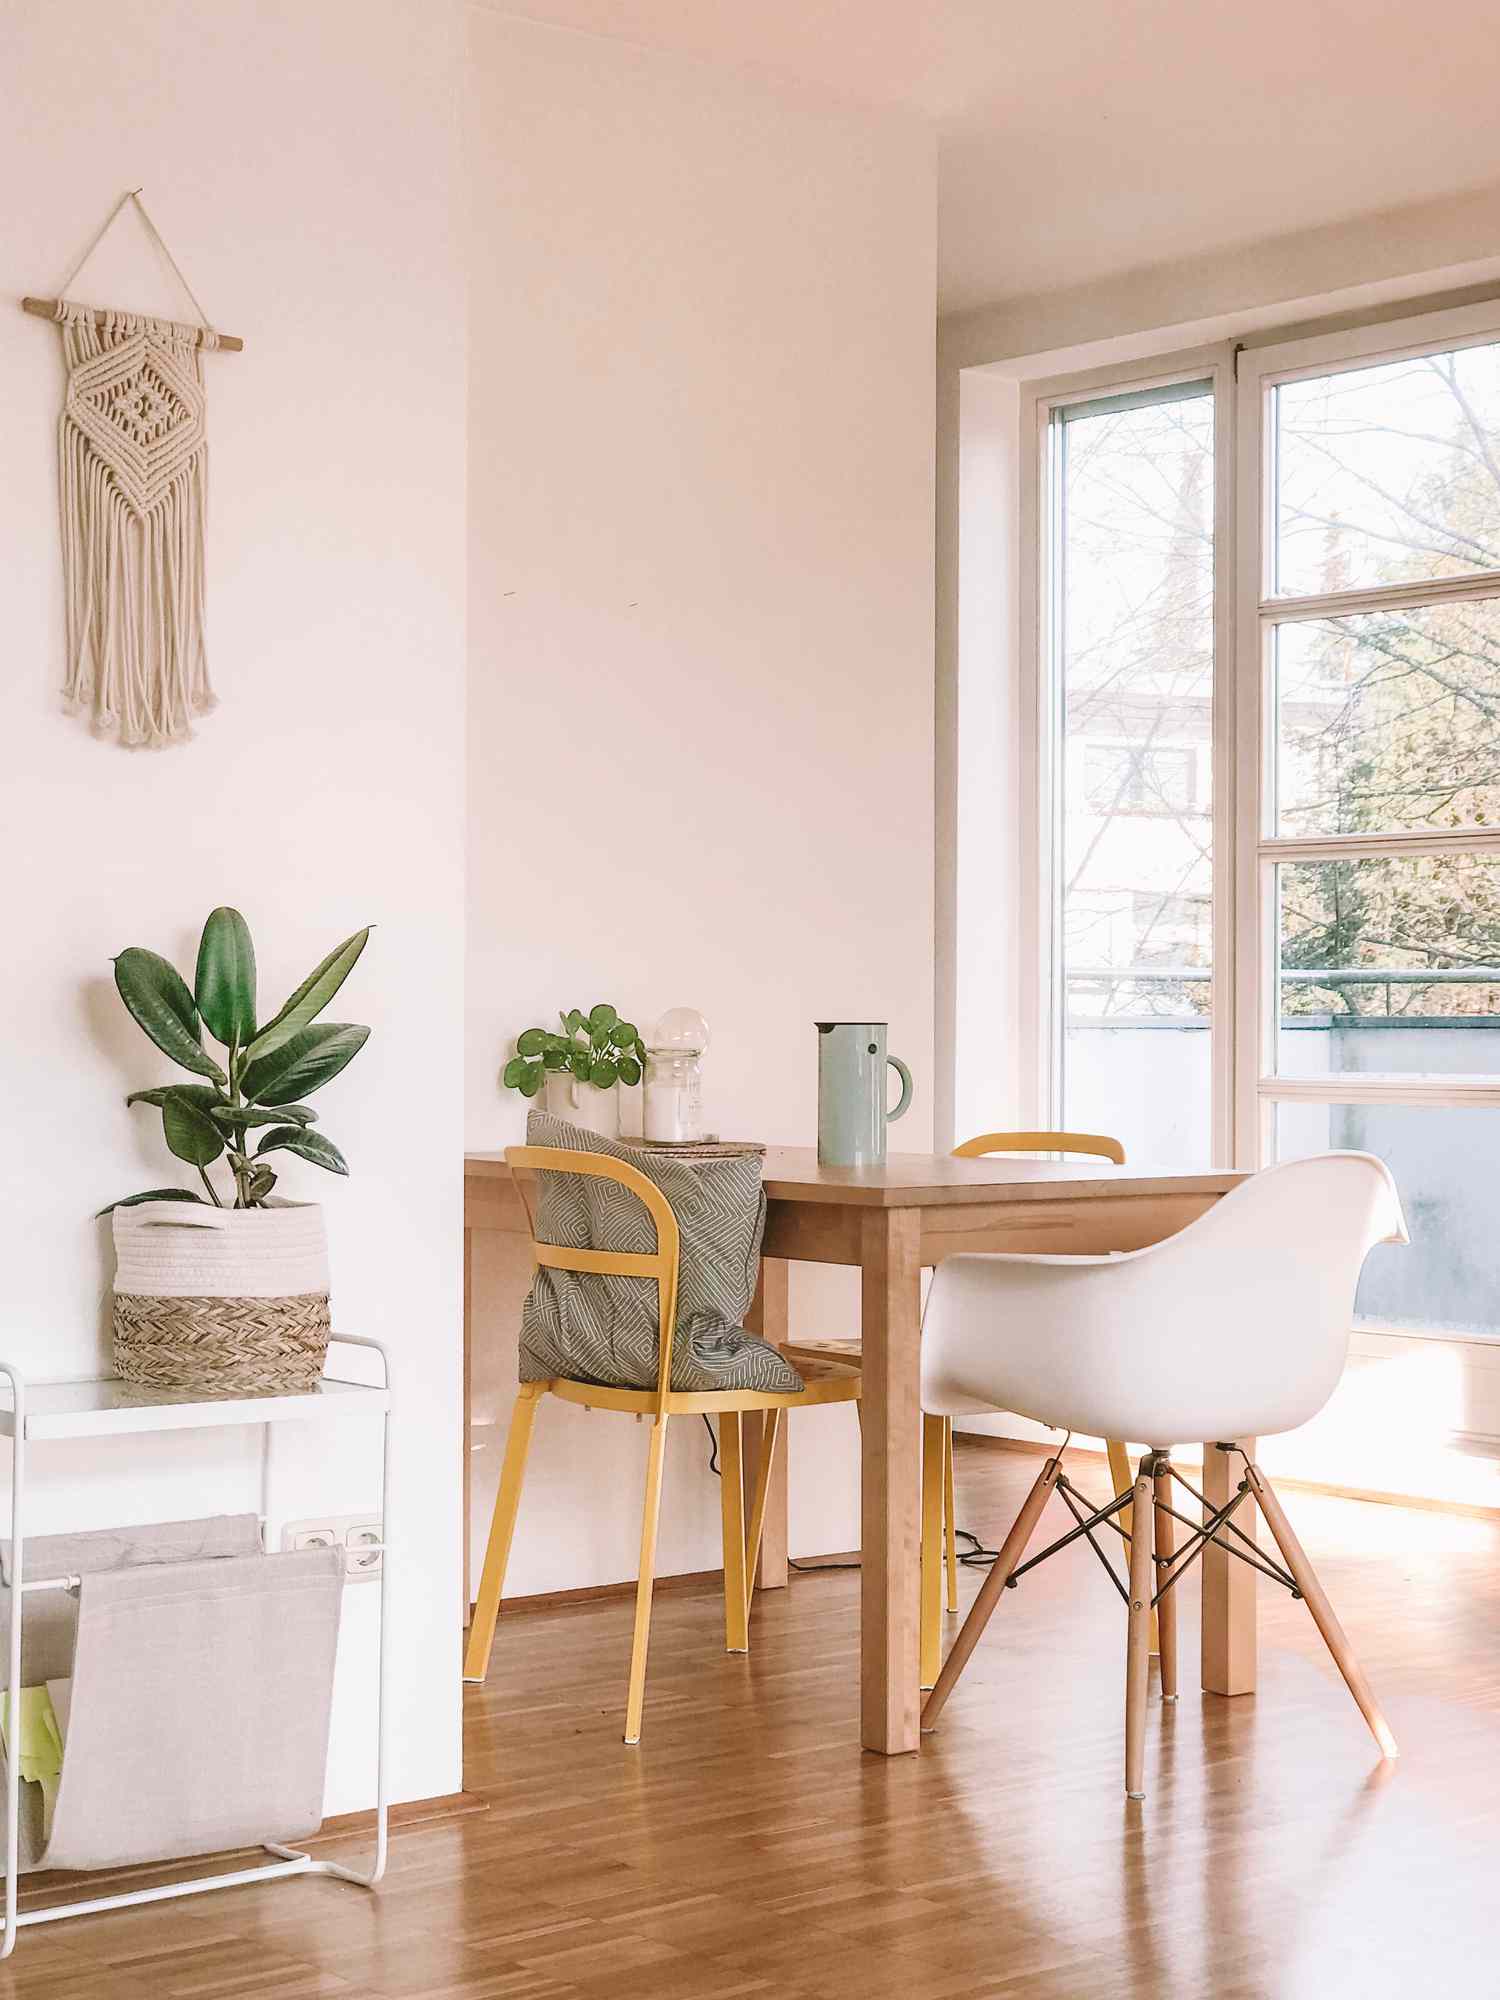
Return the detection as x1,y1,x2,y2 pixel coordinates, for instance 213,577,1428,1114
744,1257,789,1589
860,1207,923,1755
1201,1436,1257,1696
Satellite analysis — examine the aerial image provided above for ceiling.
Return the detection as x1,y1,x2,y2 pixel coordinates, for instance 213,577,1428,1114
482,0,1500,314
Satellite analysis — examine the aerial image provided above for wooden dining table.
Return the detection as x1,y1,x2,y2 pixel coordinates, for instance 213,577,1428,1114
464,1145,1250,1756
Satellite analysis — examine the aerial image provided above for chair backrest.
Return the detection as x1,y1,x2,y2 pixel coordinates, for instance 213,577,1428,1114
953,1130,1125,1166
506,1145,682,1408
921,1152,1407,1444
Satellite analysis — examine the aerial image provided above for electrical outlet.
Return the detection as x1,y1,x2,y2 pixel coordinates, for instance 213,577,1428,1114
343,1519,384,1580
288,1523,339,1552
281,1514,384,1580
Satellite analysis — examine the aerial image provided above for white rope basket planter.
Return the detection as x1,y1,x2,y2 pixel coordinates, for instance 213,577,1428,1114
112,1203,331,1394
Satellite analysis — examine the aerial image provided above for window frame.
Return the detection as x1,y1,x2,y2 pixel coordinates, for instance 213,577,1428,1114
1021,298,1500,1179
1018,343,1237,1162
1234,299,1500,1159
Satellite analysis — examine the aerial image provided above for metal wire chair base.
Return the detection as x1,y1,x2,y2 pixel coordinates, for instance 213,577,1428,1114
1002,1446,1300,1610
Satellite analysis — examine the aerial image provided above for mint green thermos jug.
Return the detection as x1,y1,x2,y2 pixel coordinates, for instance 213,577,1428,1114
815,1022,913,1168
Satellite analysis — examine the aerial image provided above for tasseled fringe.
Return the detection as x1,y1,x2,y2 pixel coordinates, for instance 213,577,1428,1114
55,302,216,748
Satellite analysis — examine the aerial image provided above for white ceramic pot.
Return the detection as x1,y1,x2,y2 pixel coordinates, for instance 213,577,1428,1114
542,1071,621,1139
111,1201,331,1394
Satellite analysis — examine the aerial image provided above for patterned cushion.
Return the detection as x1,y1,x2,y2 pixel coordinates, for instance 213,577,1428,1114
518,1112,803,1394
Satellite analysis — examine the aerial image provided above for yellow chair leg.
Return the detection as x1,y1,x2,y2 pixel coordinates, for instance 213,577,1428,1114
1107,1436,1159,1655
720,1413,749,1654
624,1413,671,1745
745,1408,784,1615
463,1384,543,1684
943,1416,959,1613
921,1413,945,1690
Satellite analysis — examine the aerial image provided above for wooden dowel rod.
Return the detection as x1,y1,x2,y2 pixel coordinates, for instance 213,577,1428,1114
20,297,244,352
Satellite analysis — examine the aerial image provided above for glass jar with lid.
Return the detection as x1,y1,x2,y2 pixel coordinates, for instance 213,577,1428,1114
643,1008,709,1143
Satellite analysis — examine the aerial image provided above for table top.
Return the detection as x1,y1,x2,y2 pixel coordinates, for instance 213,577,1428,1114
465,1146,1244,1210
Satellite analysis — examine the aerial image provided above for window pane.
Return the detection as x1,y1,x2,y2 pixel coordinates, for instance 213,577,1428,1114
1276,854,1500,1074
1274,1103,1500,1337
1273,341,1500,598
1066,977,1210,1167
1056,382,1214,1165
1275,595,1500,836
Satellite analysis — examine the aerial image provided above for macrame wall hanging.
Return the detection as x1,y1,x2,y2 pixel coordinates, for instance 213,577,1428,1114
23,190,243,748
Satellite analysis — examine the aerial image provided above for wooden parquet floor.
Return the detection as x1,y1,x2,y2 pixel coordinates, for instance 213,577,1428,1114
4,1442,1499,1999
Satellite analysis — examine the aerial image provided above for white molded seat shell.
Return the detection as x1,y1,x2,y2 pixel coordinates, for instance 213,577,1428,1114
920,1154,1407,1445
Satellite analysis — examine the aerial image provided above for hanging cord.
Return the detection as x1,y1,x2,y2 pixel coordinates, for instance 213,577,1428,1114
54,188,218,344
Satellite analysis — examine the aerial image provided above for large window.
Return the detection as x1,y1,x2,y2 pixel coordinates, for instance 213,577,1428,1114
1243,308,1500,1338
1034,302,1500,1338
1046,375,1221,1170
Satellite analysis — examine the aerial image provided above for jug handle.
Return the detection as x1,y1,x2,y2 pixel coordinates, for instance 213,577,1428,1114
887,1056,913,1123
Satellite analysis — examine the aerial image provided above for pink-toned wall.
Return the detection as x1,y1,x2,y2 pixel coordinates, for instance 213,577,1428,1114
465,14,937,1588
0,0,467,1811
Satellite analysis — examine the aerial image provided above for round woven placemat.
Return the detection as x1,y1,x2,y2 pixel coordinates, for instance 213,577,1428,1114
113,1292,332,1395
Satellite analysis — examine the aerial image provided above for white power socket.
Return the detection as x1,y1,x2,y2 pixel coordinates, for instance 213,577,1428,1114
281,1515,384,1581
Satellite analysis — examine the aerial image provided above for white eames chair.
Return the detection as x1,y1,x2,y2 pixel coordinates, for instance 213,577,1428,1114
919,1153,1409,1798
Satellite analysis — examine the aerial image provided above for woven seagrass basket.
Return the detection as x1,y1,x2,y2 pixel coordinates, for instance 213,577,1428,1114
112,1201,332,1395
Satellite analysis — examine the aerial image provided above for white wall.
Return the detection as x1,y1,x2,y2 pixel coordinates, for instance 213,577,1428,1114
466,12,936,1589
0,1,467,1812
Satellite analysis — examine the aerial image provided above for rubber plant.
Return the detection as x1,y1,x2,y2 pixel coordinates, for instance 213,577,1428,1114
503,1004,644,1099
102,908,371,1213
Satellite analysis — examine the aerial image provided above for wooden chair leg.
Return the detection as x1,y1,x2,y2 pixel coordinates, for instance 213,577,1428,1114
462,1384,543,1684
624,1414,671,1745
1244,1461,1397,1759
921,1413,945,1689
1108,1436,1158,1655
943,1417,960,1613
1153,1455,1178,1703
1124,1461,1156,1799
745,1409,784,1614
922,1455,1061,1730
720,1413,749,1654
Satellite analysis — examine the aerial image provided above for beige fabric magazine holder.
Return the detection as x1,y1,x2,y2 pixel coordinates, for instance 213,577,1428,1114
0,1515,344,1872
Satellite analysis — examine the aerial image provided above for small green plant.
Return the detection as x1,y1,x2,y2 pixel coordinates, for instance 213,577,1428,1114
102,907,372,1213
503,1004,645,1099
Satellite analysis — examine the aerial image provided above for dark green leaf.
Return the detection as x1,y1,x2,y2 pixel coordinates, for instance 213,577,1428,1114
589,1023,609,1049
516,1028,547,1057
617,1055,642,1086
564,1009,584,1035
195,908,257,1049
254,1127,349,1175
242,928,371,1065
162,1087,226,1167
568,1047,592,1078
590,1056,619,1088
113,948,224,1081
611,1021,638,1049
502,1056,529,1089
208,1103,316,1131
542,1045,568,1071
240,1023,369,1105
589,1003,618,1033
246,1166,279,1203
519,1061,545,1098
95,1187,206,1218
126,1087,179,1109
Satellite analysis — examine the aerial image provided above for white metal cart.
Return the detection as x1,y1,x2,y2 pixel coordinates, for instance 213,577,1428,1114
0,1332,390,1957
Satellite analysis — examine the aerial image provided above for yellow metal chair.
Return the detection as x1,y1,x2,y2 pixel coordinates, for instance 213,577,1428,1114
784,1130,1128,1688
463,1145,862,1744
